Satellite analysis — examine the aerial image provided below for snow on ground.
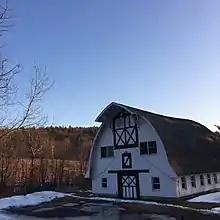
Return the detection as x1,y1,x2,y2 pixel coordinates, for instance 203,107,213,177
0,191,67,210
0,191,69,219
1,190,220,218
211,207,220,214
188,192,220,203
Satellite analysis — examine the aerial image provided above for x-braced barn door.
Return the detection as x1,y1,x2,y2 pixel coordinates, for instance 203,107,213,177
113,110,138,149
118,172,140,199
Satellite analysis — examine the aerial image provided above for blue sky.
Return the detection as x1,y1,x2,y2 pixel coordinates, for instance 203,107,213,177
3,1,220,130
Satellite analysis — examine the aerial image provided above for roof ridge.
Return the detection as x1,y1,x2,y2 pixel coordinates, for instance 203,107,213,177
116,102,213,134
117,102,195,122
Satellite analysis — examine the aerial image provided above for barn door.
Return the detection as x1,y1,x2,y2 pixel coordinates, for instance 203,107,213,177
118,172,140,199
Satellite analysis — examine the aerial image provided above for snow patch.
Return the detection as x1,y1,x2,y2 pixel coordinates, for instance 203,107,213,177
188,192,220,203
211,207,220,214
0,191,68,210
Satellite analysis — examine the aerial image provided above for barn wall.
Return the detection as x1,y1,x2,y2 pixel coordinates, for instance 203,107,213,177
91,115,177,198
91,123,117,195
138,117,177,198
177,173,220,197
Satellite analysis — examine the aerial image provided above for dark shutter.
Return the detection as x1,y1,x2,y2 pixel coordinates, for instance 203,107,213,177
107,146,114,157
101,147,107,158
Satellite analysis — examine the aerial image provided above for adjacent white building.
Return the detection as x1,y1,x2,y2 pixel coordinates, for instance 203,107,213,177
85,102,220,199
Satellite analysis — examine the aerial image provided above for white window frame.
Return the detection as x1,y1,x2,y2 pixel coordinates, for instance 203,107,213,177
181,176,187,189
190,175,196,188
200,174,204,186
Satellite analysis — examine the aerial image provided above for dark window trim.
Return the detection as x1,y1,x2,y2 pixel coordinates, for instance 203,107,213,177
102,178,107,188
113,110,139,150
122,152,132,169
140,141,157,155
101,146,114,158
140,141,148,155
152,177,160,190
148,141,158,154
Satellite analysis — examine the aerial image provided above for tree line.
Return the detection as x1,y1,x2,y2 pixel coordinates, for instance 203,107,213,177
0,126,98,194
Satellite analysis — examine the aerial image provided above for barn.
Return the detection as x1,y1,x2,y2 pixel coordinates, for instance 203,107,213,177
85,102,220,199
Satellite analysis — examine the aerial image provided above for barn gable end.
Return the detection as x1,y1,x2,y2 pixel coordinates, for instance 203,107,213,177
87,102,178,198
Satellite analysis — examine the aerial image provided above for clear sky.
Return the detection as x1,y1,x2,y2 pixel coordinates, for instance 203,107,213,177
3,1,220,130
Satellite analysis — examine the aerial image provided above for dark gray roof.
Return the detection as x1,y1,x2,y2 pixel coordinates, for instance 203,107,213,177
97,102,220,176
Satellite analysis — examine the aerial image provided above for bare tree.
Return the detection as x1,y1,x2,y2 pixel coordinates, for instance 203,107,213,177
0,133,19,190
24,128,43,185
78,138,92,174
0,1,53,137
0,1,53,193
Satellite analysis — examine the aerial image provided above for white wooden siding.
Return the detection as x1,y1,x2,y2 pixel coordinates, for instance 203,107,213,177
91,116,177,198
177,173,220,197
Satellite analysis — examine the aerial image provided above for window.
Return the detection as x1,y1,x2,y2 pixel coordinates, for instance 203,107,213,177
102,178,107,188
181,177,187,189
190,176,196,188
148,141,157,154
152,177,160,190
140,141,157,155
101,146,114,158
213,173,218,184
207,174,211,184
122,152,132,168
140,142,148,154
200,174,204,186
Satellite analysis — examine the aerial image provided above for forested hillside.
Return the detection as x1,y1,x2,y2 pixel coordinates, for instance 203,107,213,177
0,126,99,193
1,126,98,160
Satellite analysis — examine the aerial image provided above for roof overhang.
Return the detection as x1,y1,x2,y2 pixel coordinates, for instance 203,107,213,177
95,102,135,122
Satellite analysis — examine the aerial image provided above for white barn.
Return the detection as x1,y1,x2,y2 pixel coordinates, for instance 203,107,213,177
85,102,220,199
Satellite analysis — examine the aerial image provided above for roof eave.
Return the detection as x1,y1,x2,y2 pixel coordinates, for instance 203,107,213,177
95,102,135,122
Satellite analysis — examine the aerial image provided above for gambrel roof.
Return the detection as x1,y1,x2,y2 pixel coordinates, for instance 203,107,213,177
96,102,220,176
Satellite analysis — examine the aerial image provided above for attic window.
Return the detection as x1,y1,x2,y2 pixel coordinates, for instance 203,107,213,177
101,146,114,158
140,141,157,155
122,152,132,168
140,142,148,154
207,174,211,184
148,141,157,154
181,177,187,189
